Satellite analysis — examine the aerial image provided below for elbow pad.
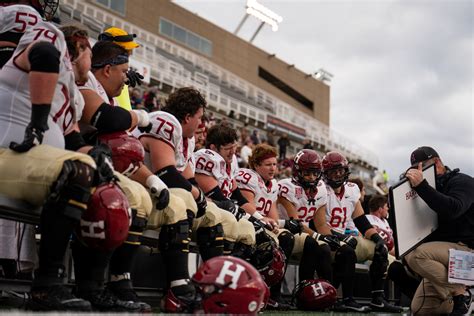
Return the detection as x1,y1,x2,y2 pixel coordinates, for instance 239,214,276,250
156,165,192,192
353,215,373,236
91,103,132,133
29,42,60,73
230,188,249,206
206,186,227,201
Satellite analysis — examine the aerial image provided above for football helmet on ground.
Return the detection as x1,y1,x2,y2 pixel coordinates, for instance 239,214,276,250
292,278,337,310
192,256,267,315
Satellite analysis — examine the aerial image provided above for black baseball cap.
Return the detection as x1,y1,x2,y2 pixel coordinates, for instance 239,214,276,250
410,146,439,166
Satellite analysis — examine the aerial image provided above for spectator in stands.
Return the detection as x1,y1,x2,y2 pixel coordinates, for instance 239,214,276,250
239,123,250,144
277,132,290,160
250,129,261,145
240,139,253,168
404,146,474,315
219,116,229,126
372,168,387,195
143,86,158,112
266,129,276,147
382,169,389,183
130,88,143,109
302,138,314,150
207,112,216,127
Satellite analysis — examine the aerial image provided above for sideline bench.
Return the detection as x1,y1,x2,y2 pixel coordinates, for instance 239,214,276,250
0,195,397,304
0,195,41,225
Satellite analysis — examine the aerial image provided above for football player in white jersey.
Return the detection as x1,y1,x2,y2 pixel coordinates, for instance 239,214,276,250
315,151,403,312
367,194,395,256
0,20,118,311
236,144,305,310
137,87,238,312
277,150,336,286
0,0,57,278
194,123,266,258
0,0,58,67
74,40,178,312
78,41,150,138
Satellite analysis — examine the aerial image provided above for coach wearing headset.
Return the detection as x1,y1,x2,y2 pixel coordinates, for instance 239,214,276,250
404,146,474,315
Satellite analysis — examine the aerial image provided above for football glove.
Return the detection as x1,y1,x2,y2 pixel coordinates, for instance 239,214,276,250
213,199,245,221
331,229,358,249
284,218,304,234
126,69,144,87
10,124,44,153
312,232,341,251
147,175,170,210
89,143,116,184
195,188,207,218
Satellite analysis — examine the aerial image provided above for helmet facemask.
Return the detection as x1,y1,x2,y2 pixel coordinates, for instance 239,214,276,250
30,0,59,20
323,166,350,189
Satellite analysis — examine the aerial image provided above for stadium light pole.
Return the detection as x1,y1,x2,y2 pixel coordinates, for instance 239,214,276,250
234,0,283,43
314,68,334,83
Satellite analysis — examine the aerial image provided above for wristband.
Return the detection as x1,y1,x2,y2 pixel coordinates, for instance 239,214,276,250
133,109,150,127
252,212,263,220
146,174,168,193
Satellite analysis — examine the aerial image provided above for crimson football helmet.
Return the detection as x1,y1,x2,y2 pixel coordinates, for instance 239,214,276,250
192,256,267,315
77,183,131,251
98,131,145,177
250,241,286,287
322,151,350,188
293,149,322,188
292,278,337,310
375,226,394,251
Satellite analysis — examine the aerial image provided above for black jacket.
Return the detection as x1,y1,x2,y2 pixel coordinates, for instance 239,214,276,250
414,168,474,247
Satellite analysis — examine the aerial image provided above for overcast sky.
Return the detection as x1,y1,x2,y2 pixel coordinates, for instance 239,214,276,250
175,0,473,181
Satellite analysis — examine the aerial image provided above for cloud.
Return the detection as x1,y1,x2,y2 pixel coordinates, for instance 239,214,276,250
175,0,473,179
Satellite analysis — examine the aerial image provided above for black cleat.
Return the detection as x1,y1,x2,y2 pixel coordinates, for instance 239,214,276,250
106,279,151,312
370,295,407,313
27,285,91,311
266,297,293,311
450,291,472,316
77,288,143,312
335,297,371,312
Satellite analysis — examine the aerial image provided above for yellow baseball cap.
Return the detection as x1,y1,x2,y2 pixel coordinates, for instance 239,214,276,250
98,27,140,50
